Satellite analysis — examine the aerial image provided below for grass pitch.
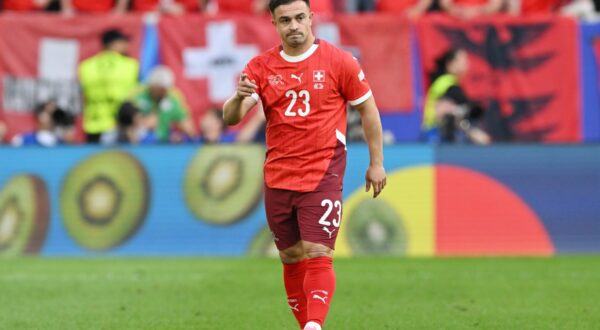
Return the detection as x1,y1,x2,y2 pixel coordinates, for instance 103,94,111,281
1,257,599,329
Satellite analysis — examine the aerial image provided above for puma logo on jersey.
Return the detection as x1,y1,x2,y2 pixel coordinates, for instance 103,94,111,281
312,294,328,304
289,303,300,312
291,73,303,83
323,226,336,239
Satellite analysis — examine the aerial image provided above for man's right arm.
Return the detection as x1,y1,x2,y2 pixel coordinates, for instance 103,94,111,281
223,74,259,125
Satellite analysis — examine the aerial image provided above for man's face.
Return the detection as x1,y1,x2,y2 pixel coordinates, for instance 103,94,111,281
149,86,168,101
110,39,130,56
272,1,313,49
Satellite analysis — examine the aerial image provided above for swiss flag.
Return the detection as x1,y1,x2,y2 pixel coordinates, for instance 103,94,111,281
158,14,280,124
0,13,143,138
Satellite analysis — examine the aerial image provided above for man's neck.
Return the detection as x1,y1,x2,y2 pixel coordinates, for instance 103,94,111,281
282,35,316,57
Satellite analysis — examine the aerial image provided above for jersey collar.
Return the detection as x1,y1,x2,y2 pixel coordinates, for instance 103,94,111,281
279,39,320,63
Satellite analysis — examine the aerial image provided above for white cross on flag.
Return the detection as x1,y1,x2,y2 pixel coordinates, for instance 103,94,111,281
159,16,279,121
313,70,325,83
183,21,259,103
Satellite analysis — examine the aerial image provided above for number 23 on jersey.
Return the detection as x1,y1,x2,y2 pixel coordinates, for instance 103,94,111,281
284,89,310,117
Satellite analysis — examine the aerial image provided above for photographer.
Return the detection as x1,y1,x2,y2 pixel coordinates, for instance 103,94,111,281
11,101,76,147
422,48,490,145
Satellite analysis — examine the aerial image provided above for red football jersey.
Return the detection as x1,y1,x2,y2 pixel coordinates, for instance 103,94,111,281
3,0,38,11
132,0,200,12
452,0,488,6
243,40,372,192
73,0,115,12
376,0,418,13
217,0,254,13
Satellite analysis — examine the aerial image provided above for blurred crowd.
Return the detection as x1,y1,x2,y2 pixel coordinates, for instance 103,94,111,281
0,0,598,147
0,0,598,19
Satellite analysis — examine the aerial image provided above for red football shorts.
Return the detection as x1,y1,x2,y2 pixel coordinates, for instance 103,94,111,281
264,185,343,251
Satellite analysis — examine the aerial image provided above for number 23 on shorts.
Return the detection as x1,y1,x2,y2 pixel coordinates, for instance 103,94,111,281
319,199,341,239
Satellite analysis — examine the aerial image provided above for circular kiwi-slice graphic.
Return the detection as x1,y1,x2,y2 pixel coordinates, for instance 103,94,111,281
184,145,264,224
60,151,149,251
247,225,279,257
0,175,49,256
346,198,406,255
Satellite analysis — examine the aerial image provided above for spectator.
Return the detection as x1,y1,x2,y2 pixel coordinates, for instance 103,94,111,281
199,108,236,143
2,0,57,11
0,119,6,144
347,0,376,12
11,101,76,147
60,0,129,15
376,0,434,18
130,65,197,143
210,0,268,14
79,28,139,143
129,0,206,14
440,0,503,19
506,0,597,20
101,102,156,144
422,49,490,144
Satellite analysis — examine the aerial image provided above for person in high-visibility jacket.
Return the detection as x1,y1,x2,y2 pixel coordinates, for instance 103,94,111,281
422,48,490,144
79,28,139,143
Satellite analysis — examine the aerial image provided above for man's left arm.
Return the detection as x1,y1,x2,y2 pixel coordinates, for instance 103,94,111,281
354,96,387,198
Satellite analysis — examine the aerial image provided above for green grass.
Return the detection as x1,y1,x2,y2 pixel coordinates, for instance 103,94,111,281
0,257,599,329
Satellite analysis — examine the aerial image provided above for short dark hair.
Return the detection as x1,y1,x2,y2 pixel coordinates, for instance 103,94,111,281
269,0,309,13
101,28,130,48
117,102,139,128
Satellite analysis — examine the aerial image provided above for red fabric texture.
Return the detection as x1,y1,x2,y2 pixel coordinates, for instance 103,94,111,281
217,0,254,13
132,0,200,12
521,0,564,15
3,0,39,11
73,0,115,12
376,0,418,13
452,0,489,5
284,260,308,328
303,257,335,327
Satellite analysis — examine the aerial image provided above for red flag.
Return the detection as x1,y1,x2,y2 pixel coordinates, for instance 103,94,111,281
418,14,581,142
316,15,414,112
158,14,280,125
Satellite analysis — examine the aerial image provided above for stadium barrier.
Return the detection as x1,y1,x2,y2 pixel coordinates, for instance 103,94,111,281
1,144,598,257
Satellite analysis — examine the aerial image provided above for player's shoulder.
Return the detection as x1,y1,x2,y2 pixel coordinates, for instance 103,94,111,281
318,39,354,60
247,45,280,69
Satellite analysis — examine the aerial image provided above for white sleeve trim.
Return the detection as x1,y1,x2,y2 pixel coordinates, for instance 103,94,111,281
349,90,372,106
336,129,347,151
250,92,259,102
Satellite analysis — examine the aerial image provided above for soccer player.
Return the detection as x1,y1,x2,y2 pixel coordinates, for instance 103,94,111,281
223,1,386,329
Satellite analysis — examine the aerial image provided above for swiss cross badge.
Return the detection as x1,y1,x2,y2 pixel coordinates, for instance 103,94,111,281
313,70,325,83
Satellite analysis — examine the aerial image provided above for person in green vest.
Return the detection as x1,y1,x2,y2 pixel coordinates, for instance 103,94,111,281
79,28,139,143
422,48,490,144
129,65,197,143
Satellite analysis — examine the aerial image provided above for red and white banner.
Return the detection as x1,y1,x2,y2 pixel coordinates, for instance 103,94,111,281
418,14,581,142
159,14,280,125
159,14,415,125
0,13,143,137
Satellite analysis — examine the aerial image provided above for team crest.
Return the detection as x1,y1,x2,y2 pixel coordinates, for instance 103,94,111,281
268,74,284,86
313,70,325,83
